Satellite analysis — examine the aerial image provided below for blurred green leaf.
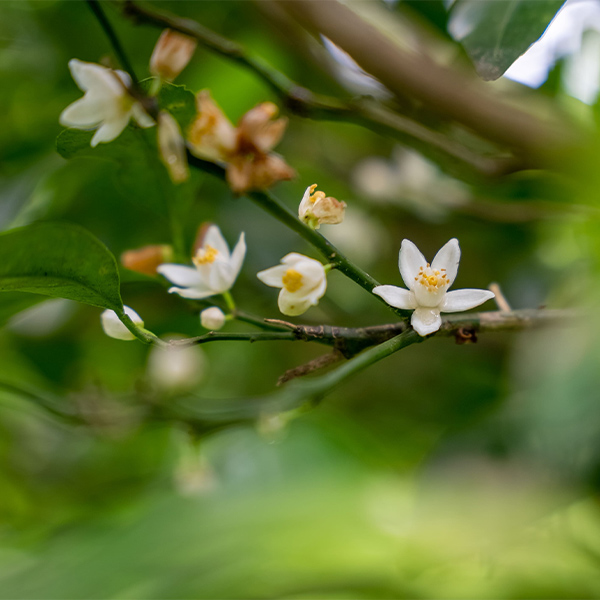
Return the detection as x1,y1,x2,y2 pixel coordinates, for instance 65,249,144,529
0,222,123,311
448,0,565,80
153,82,197,131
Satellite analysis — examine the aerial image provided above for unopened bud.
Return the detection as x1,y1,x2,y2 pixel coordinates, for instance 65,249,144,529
121,244,173,276
158,111,189,183
298,184,346,229
200,307,226,330
150,29,197,82
101,306,143,341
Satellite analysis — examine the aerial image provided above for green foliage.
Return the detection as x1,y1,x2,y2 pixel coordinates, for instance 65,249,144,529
0,222,123,311
449,0,565,80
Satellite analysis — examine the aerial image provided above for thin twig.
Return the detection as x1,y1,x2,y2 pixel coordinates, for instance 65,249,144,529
88,0,140,83
489,283,511,312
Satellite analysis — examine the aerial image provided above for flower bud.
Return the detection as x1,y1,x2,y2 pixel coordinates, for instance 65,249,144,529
100,306,143,341
298,184,346,229
158,111,189,183
121,244,173,276
150,29,197,82
200,307,226,330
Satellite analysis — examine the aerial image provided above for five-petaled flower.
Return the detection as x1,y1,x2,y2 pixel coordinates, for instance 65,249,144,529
257,253,327,316
157,225,246,299
59,59,154,147
373,239,495,336
298,184,346,229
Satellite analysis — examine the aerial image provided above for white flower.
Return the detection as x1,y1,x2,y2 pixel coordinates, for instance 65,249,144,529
200,307,226,330
100,305,143,341
372,239,495,336
298,184,346,229
257,253,327,316
157,225,246,299
59,59,154,147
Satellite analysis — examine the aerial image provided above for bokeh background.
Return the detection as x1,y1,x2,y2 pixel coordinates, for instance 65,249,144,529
2,1,600,598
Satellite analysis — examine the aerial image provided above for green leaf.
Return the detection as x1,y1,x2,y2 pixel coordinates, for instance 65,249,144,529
155,82,197,131
448,0,565,81
0,222,123,311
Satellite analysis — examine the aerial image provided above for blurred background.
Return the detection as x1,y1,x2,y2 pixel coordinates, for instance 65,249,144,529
2,0,600,597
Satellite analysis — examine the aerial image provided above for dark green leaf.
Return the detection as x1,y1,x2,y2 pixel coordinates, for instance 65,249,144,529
449,0,565,80
0,222,123,311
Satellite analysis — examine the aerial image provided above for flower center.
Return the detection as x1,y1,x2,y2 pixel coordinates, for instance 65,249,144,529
193,244,219,266
308,184,325,205
414,264,449,292
282,268,303,293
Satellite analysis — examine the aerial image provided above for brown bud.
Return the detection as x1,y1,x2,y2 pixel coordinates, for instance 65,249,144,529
150,29,197,82
157,111,189,184
121,245,173,276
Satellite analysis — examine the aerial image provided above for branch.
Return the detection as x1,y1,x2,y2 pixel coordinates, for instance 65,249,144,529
168,308,577,356
276,0,578,159
120,0,513,178
88,0,140,82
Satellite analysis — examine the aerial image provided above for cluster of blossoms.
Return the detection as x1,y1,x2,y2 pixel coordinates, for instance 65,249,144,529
57,30,494,343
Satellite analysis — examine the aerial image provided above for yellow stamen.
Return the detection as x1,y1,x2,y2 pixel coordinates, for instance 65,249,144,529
193,244,219,266
282,268,303,293
415,265,450,293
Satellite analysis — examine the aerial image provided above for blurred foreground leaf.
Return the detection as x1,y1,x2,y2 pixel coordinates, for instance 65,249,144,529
448,0,565,80
0,292,46,329
0,222,123,311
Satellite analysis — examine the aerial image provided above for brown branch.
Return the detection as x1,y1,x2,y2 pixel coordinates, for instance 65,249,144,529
276,0,579,159
277,350,344,386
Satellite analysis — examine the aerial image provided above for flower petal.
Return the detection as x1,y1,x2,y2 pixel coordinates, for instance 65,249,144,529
157,264,204,288
411,307,442,336
372,285,416,309
441,289,495,313
100,306,142,341
399,239,427,290
256,264,287,288
203,225,230,259
90,112,131,147
168,286,218,300
229,232,246,282
278,290,313,316
431,238,460,286
132,103,155,129
59,96,105,128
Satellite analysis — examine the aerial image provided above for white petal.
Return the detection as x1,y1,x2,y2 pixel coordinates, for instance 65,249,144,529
372,285,416,309
100,306,143,341
90,112,131,146
278,290,313,316
157,264,204,287
229,232,246,282
209,262,234,293
399,239,427,290
59,96,104,128
281,252,310,267
203,225,230,259
68,59,107,92
168,286,218,300
431,238,460,286
132,103,155,128
296,258,326,292
441,289,495,313
411,307,442,336
256,264,287,288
